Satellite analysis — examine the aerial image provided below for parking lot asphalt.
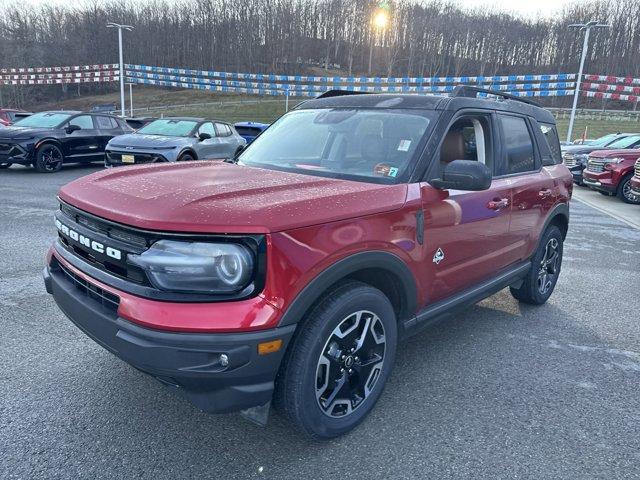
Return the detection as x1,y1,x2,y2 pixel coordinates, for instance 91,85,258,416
1,164,639,480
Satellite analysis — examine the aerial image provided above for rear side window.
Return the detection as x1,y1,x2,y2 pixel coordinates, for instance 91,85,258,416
215,123,231,137
96,116,117,129
498,115,536,175
539,123,562,165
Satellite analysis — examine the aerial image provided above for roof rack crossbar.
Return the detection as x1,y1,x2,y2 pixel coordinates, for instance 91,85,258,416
452,85,539,106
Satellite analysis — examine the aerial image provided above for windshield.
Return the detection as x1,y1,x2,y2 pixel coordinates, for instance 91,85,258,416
13,112,71,128
137,119,198,137
606,135,640,149
238,108,434,183
587,134,620,147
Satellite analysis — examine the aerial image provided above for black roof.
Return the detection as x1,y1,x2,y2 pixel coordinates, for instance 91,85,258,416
158,116,230,124
298,90,555,124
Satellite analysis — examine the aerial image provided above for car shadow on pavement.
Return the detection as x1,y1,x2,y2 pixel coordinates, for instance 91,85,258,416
37,289,637,478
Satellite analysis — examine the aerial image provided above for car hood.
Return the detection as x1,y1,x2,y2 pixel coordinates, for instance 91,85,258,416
108,133,191,149
589,148,640,159
562,145,610,155
58,161,408,233
0,126,55,139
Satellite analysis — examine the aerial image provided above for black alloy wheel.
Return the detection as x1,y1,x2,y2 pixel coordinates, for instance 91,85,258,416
35,144,64,173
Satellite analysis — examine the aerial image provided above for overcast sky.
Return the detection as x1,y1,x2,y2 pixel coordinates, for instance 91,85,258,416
7,0,578,19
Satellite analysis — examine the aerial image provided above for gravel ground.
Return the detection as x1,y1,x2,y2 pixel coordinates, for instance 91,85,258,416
1,164,639,479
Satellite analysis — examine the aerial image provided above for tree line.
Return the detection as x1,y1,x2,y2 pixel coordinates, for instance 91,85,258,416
1,0,639,108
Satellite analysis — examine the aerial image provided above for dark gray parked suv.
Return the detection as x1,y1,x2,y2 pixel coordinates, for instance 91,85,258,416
105,117,246,166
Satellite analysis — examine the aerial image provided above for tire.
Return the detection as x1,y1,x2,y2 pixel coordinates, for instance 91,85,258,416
617,174,640,205
34,144,64,173
274,281,397,439
0,162,11,169
177,152,195,162
510,225,563,305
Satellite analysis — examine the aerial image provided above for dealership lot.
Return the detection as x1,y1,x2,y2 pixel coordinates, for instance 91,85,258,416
1,164,639,479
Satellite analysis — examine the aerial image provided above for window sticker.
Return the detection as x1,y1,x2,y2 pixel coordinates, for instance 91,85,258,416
374,164,399,177
397,139,411,151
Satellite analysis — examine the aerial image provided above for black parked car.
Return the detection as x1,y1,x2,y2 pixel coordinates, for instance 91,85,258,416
0,111,132,172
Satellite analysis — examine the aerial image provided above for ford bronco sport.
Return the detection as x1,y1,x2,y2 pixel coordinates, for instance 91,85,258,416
44,87,572,439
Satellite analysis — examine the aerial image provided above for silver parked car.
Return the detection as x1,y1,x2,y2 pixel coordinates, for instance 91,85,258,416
105,117,246,166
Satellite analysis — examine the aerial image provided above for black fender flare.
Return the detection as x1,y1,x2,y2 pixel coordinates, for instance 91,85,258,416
536,203,570,251
278,251,418,327
34,138,64,157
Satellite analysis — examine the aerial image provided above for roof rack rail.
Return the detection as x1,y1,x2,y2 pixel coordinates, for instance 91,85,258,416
452,85,539,107
316,89,371,99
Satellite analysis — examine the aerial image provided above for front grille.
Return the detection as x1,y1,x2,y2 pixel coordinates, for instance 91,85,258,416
563,155,577,168
57,260,120,312
634,159,640,178
587,158,606,173
107,151,160,164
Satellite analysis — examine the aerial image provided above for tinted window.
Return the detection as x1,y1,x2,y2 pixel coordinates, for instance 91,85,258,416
69,115,95,129
499,115,536,174
199,122,216,136
437,115,493,176
539,123,562,165
96,116,118,129
215,123,231,137
235,126,262,136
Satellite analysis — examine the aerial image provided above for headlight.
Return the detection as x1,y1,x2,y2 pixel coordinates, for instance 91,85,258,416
605,157,624,165
129,240,254,294
575,154,588,164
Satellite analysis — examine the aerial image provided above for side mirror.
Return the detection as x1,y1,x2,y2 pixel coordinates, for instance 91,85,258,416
66,124,81,134
430,160,492,191
198,132,212,141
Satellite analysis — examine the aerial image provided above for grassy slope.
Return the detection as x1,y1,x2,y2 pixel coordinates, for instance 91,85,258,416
39,86,640,135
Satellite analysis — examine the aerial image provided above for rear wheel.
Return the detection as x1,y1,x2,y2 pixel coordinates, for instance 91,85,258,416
510,225,563,305
34,144,64,173
274,282,397,439
618,174,640,204
0,162,11,169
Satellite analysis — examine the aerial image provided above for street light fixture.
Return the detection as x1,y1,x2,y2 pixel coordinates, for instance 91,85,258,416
107,22,134,117
566,20,610,143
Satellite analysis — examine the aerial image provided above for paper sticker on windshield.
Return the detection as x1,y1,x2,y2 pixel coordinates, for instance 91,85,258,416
374,164,399,177
397,139,411,151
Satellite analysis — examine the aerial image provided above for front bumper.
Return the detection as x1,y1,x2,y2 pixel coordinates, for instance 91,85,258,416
0,142,32,165
105,149,172,166
567,165,585,184
582,171,617,193
43,257,296,413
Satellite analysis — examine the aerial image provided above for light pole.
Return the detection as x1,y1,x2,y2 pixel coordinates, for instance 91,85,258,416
107,22,134,117
566,21,610,143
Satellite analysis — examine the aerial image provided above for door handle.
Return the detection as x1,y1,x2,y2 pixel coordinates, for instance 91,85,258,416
487,198,509,210
538,189,552,199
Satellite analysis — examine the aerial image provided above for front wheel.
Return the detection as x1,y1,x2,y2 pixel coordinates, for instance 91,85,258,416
34,144,64,173
274,282,397,439
177,152,195,162
510,225,563,305
618,174,640,205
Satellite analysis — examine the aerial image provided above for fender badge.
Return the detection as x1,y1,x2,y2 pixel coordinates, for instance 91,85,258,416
433,248,445,264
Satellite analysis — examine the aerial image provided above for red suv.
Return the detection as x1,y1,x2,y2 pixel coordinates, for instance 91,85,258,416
582,149,640,204
44,88,572,439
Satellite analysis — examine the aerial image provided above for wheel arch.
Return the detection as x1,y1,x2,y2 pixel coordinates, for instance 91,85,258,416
277,251,418,328
178,148,198,161
35,138,64,152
